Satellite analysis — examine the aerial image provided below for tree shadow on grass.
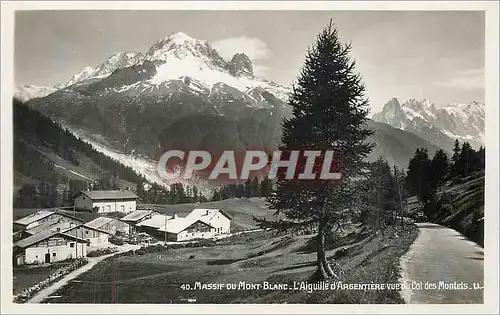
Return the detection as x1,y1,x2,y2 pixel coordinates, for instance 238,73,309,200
205,258,244,265
273,261,316,272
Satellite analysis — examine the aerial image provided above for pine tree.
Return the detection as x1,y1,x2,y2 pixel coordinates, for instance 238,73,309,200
211,189,222,202
393,165,407,228
254,21,374,279
430,149,449,189
405,148,433,203
477,146,486,170
251,177,260,197
192,185,199,203
456,142,473,177
15,184,38,208
259,175,273,197
244,178,252,198
450,139,460,177
359,158,398,232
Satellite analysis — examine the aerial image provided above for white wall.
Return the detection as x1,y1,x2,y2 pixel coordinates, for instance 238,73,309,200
75,195,136,213
169,211,231,242
24,243,87,264
75,196,137,213
100,220,130,235
210,212,231,234
176,229,217,242
65,226,110,247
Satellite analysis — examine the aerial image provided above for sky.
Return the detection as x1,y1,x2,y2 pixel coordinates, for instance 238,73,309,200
14,10,484,113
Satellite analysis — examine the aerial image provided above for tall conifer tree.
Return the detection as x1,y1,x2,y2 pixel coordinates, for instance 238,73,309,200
255,21,374,279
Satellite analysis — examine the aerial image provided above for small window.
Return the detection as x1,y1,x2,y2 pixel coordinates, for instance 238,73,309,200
70,243,75,248
52,253,56,257
86,231,89,235
87,242,90,247
56,227,61,232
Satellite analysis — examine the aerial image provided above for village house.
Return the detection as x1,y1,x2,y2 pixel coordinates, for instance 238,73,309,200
185,209,232,235
121,210,158,234
74,190,138,213
158,209,232,242
13,230,89,266
64,224,111,248
136,213,172,237
85,216,130,235
13,210,84,233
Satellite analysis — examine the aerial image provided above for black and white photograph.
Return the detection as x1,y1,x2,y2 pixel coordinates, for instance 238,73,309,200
1,1,498,314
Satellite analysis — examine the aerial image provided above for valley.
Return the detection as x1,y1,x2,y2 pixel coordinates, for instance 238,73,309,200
10,19,488,308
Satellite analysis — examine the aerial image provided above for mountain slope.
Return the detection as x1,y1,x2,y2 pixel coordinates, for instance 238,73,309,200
13,100,148,198
366,120,447,168
372,98,485,149
26,32,291,158
24,31,448,180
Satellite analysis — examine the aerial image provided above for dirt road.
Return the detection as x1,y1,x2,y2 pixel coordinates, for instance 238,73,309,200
27,245,139,303
400,223,484,304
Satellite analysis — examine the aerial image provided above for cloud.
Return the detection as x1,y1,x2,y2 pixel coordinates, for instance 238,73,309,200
211,36,272,61
433,68,484,90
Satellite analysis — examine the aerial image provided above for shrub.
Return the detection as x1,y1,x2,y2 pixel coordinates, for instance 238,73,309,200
13,258,88,303
87,247,118,257
109,236,125,246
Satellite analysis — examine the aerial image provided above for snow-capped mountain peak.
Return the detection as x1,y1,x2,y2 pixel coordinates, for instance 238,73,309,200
227,53,254,78
92,51,145,78
372,97,485,149
14,84,58,102
145,32,226,70
65,52,145,87
65,66,95,87
52,31,290,103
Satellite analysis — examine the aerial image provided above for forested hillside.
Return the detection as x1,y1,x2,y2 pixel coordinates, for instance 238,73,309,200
405,140,485,245
13,99,274,208
13,99,150,207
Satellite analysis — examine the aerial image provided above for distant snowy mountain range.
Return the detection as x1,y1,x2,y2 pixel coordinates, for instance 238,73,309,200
372,98,485,149
14,31,482,185
14,84,58,102
18,32,290,104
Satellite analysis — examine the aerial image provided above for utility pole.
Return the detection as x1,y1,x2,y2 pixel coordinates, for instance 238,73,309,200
164,214,167,246
394,165,404,229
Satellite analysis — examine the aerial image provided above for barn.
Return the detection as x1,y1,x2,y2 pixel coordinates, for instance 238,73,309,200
158,209,232,242
84,216,130,235
74,190,138,213
13,230,89,266
64,224,111,248
185,209,232,235
136,214,172,238
13,210,83,233
121,210,158,234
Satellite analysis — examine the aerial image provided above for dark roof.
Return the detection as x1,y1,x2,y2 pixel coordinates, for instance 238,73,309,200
13,230,89,249
14,210,84,226
80,190,138,200
56,210,96,223
25,221,77,235
84,217,116,229
65,224,112,235
14,211,53,226
121,210,154,222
